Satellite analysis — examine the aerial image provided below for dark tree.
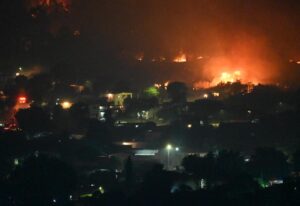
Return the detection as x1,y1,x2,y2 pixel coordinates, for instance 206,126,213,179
124,155,133,185
190,99,223,120
167,82,187,103
249,147,290,180
28,74,52,103
215,150,245,180
292,149,300,173
124,96,159,113
141,163,173,196
69,102,89,134
15,106,50,134
10,154,77,206
52,104,70,136
182,151,245,187
86,119,111,143
181,153,215,184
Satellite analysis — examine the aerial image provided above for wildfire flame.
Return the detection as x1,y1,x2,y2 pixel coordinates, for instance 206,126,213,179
173,53,187,63
194,68,260,89
218,70,241,84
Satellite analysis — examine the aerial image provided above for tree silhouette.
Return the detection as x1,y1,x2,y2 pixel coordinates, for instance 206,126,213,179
124,155,133,185
215,150,245,180
28,74,52,103
167,82,187,103
15,106,50,134
10,154,77,206
182,153,215,187
182,151,245,187
292,149,300,173
249,147,290,180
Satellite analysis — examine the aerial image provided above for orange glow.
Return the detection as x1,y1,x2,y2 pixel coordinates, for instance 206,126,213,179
164,81,169,89
194,67,260,89
61,101,72,109
193,81,211,89
173,53,187,63
212,92,220,97
154,83,162,88
247,83,255,93
217,70,241,84
73,30,81,37
18,96,27,104
106,93,114,101
191,34,282,89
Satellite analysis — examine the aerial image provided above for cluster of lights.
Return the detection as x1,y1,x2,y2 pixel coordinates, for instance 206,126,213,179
153,81,169,90
165,144,180,170
15,67,22,77
166,144,179,152
212,92,220,97
154,83,162,88
135,53,205,63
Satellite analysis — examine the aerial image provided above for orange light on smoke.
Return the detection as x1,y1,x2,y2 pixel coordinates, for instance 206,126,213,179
173,53,187,63
217,70,242,84
18,96,27,104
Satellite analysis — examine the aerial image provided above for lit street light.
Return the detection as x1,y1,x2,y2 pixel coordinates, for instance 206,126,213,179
166,144,172,170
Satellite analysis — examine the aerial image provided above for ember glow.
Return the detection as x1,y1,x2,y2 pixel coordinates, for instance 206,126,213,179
213,70,242,85
173,53,187,63
195,64,261,89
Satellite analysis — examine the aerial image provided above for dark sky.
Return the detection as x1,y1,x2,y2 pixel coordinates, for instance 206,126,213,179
55,0,300,84
64,0,300,56
2,0,300,86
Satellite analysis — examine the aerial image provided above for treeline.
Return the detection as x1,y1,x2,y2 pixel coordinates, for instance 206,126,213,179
1,147,300,205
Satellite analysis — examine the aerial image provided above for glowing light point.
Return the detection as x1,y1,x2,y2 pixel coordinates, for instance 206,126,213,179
106,93,114,101
212,92,220,97
61,101,72,109
166,144,172,150
14,158,19,166
18,96,27,104
99,186,105,194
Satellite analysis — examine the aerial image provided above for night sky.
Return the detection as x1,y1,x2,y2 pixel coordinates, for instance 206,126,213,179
2,0,300,86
